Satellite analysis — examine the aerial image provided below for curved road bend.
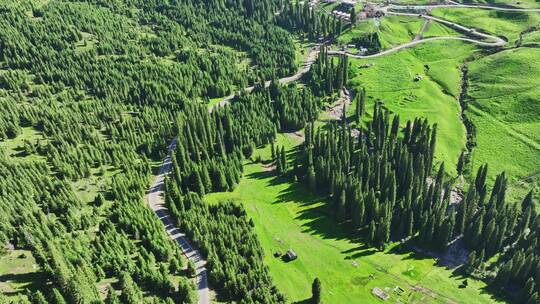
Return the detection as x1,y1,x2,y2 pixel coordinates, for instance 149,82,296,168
388,11,505,45
387,2,540,12
147,139,210,304
211,44,321,111
328,36,503,59
328,8,508,59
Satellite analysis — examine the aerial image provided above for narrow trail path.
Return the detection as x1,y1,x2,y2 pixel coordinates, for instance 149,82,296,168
147,139,210,304
415,19,430,41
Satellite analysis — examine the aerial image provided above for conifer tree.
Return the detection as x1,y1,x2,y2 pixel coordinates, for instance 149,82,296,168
457,151,465,175
312,278,322,304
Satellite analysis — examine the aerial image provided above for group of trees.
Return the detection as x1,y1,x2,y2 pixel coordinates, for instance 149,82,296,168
350,32,382,54
463,171,540,304
1,0,537,303
297,103,442,247
0,141,195,303
288,98,538,303
306,47,349,96
276,1,344,40
162,106,286,302
0,0,309,301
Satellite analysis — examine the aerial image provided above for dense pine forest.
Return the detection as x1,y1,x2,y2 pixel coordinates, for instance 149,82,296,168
0,0,538,303
292,102,539,303
0,0,320,302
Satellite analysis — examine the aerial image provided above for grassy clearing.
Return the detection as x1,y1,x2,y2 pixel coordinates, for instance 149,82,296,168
456,0,540,9
522,28,540,46
71,165,120,204
0,127,47,162
431,8,540,44
348,40,477,174
422,20,463,38
377,16,424,49
205,141,502,303
465,46,540,201
75,31,97,53
337,20,377,45
206,96,227,109
0,249,46,299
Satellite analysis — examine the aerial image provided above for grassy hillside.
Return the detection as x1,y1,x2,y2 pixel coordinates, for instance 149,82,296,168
431,8,540,43
337,16,458,50
522,28,540,46
466,46,540,201
422,20,463,38
338,20,377,45
377,16,424,49
348,40,478,174
455,0,540,9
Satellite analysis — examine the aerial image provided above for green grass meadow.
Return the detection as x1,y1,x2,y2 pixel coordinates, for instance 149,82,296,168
431,8,540,44
348,40,478,174
466,46,540,201
205,141,502,303
0,249,46,299
422,20,463,38
377,16,424,49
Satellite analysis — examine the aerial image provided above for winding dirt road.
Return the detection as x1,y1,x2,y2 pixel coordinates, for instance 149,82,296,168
328,1,540,59
147,43,323,303
210,44,321,110
147,139,210,304
388,1,540,12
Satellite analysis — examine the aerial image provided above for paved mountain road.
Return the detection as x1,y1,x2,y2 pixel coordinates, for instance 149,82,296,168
147,139,210,304
387,2,540,12
328,3,515,59
210,44,321,111
327,0,540,59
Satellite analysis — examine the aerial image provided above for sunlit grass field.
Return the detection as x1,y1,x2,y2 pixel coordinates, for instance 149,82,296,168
348,40,479,174
205,137,503,304
431,8,540,43
466,46,540,201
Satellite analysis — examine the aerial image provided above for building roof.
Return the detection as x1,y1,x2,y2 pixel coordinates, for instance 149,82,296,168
286,249,297,259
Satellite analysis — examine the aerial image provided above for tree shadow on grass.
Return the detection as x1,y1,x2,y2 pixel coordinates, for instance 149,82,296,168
0,271,48,296
245,168,287,187
293,298,312,304
394,248,433,262
260,174,372,249
348,248,379,259
479,284,512,303
341,244,370,254
245,167,381,258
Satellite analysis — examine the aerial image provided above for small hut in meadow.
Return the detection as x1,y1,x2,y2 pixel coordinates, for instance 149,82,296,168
285,249,298,261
